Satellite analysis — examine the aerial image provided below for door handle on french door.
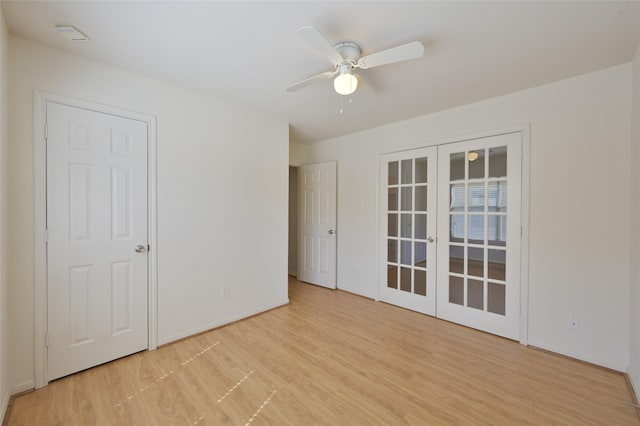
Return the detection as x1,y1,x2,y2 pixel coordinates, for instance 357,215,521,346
427,237,435,243
134,245,146,253
328,229,336,235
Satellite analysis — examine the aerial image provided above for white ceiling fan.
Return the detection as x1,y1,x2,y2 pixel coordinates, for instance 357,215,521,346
287,26,425,96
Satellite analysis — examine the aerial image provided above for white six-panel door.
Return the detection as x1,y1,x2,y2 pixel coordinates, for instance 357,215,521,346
297,162,337,289
379,132,522,340
47,102,149,380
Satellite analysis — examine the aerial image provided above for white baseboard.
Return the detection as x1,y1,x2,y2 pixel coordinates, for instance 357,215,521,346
288,270,297,276
10,379,34,396
528,340,624,372
2,380,35,423
629,369,639,402
1,391,9,424
158,299,290,346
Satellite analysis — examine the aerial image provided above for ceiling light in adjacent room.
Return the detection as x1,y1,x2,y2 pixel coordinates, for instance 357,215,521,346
55,25,90,41
468,151,479,162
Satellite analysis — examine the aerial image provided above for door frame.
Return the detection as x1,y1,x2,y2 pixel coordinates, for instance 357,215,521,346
33,91,158,388
376,125,530,345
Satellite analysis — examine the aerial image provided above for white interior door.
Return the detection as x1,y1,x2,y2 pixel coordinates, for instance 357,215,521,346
297,162,337,289
379,148,437,315
47,101,149,380
436,133,522,339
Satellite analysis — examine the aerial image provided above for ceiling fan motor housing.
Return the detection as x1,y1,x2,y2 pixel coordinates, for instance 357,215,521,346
334,41,361,65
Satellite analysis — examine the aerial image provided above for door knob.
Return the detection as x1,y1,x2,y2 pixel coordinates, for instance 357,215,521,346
427,237,435,243
328,229,335,235
135,245,146,253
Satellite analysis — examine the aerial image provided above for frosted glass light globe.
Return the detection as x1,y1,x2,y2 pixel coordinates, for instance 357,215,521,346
334,73,358,95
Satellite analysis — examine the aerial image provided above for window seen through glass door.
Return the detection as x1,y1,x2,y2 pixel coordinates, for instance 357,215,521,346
448,146,508,315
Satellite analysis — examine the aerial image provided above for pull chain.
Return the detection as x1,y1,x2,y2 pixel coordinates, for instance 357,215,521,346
339,96,353,115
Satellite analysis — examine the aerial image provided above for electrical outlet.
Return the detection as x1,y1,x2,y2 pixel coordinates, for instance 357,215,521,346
221,287,230,299
568,316,580,332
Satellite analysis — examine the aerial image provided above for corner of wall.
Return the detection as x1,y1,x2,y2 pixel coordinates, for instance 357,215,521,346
0,4,10,422
629,40,640,400
289,140,305,166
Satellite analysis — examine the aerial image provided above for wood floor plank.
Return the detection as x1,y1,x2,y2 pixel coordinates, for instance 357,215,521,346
6,276,639,425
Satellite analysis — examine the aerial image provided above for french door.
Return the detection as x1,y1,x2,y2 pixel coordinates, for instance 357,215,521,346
436,133,521,339
379,148,437,315
379,132,522,340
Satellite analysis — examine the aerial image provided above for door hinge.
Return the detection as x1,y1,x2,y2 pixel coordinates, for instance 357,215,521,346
44,229,49,243
45,332,49,348
44,124,48,139
147,244,150,252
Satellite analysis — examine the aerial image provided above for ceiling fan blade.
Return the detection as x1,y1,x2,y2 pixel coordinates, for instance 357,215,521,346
286,70,337,92
298,26,343,65
357,41,424,70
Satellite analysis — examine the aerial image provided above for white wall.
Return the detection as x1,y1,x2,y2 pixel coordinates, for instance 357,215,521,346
629,42,640,397
303,64,632,371
0,6,9,419
289,140,304,167
7,36,289,393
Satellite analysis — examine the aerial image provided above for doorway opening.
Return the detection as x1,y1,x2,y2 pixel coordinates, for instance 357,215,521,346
288,166,298,277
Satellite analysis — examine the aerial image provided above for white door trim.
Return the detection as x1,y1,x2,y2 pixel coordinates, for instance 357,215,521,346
376,125,530,345
33,90,158,388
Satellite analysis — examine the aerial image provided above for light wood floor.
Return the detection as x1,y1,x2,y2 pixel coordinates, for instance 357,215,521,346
6,276,639,425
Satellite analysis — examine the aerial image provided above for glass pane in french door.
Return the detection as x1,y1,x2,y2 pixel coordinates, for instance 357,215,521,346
447,148,507,314
380,147,437,316
437,133,521,340
387,158,428,293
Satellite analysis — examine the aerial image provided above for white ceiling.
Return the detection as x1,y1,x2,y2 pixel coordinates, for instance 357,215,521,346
2,1,640,144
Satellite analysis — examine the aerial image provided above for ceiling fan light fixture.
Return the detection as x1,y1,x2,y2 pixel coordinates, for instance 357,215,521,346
288,27,424,95
334,72,358,95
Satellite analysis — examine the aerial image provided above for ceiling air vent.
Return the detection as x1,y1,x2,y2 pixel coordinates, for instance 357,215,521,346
55,25,89,41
